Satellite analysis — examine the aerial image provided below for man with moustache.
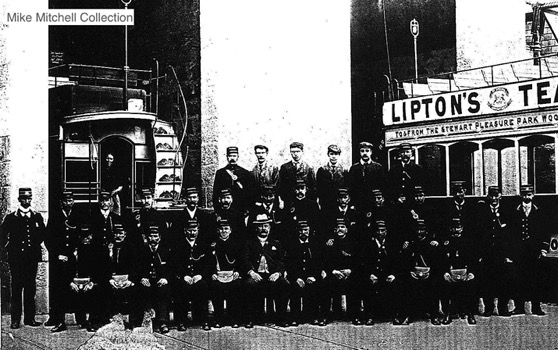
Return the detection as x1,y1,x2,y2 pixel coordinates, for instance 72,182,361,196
208,219,243,328
0,188,45,329
322,188,357,244
252,144,280,190
285,179,321,244
387,143,425,203
91,191,121,247
173,220,211,331
241,213,289,328
128,188,164,248
285,220,327,326
348,142,386,211
179,187,215,245
213,146,254,213
316,144,347,214
247,185,286,243
279,142,317,206
445,181,476,233
214,188,247,242
44,191,81,330
138,226,173,334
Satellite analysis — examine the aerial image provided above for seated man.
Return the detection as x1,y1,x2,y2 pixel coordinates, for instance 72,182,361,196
173,220,211,331
241,213,289,328
440,218,477,325
208,220,243,328
324,218,360,324
285,221,327,326
138,226,173,334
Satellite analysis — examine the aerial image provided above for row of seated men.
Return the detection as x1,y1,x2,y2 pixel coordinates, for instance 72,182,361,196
44,179,552,333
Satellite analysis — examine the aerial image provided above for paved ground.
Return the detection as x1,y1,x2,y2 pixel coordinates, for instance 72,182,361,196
2,305,558,350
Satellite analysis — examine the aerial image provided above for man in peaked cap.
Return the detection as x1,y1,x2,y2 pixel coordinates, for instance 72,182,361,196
279,142,317,207
387,143,426,204
213,146,254,213
285,179,321,244
214,188,247,243
45,190,82,329
0,187,45,329
444,181,475,233
90,191,122,247
408,185,440,240
348,141,386,211
128,188,164,249
178,187,215,245
321,187,358,244
247,185,287,244
241,213,289,328
317,144,348,215
510,184,549,316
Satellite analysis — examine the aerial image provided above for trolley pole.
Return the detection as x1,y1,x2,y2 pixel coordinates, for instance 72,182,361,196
410,18,419,82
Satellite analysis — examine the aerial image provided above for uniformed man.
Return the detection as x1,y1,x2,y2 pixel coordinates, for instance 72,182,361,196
90,191,122,247
445,181,475,232
440,218,478,325
241,213,289,328
476,186,513,317
285,179,321,245
358,220,400,326
510,185,548,316
45,191,81,330
208,219,243,328
213,146,254,213
316,144,348,214
247,185,286,244
324,218,360,324
179,187,215,245
397,220,441,325
285,220,327,326
363,189,399,242
348,141,386,211
409,186,441,240
63,225,108,333
252,144,280,190
387,143,425,203
321,188,357,244
173,220,211,331
278,142,317,206
214,188,247,242
105,223,142,329
128,188,163,249
138,226,173,334
0,187,45,329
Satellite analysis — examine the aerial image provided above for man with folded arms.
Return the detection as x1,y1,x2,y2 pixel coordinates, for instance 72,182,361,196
241,213,289,328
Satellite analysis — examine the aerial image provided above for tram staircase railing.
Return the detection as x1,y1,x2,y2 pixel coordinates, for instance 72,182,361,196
392,53,558,100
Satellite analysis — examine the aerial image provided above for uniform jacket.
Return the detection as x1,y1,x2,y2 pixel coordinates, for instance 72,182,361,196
278,161,317,203
316,164,348,212
400,238,441,278
358,237,398,279
213,164,254,212
348,160,386,210
209,236,243,274
444,198,476,232
241,237,286,276
173,238,210,279
474,201,513,264
325,235,357,273
321,205,358,242
386,161,425,202
213,208,247,242
90,208,122,246
45,208,80,260
510,202,548,262
285,198,321,241
104,240,140,283
69,242,110,284
139,242,174,281
0,208,45,262
285,237,324,281
440,233,477,276
177,207,216,245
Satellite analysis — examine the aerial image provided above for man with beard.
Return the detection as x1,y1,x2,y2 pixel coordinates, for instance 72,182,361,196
179,187,215,245
397,220,441,326
279,142,317,206
45,191,81,330
213,146,254,213
105,223,142,329
0,188,45,329
241,213,289,328
214,188,247,242
387,143,425,204
348,142,386,211
358,220,400,326
252,144,280,191
247,185,286,244
173,220,211,331
101,153,125,216
440,218,478,325
63,225,108,332
476,186,513,317
285,220,327,326
285,179,320,244
208,220,243,328
324,218,359,324
510,185,548,316
91,191,121,247
317,145,348,214
138,226,173,334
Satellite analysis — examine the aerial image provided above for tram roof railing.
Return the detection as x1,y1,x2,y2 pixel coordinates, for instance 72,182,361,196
49,63,152,89
388,53,558,101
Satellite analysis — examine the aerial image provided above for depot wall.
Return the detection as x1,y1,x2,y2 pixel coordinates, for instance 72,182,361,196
199,0,352,208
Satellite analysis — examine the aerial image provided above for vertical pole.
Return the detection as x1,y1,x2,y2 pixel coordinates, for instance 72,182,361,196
414,36,418,82
122,0,130,110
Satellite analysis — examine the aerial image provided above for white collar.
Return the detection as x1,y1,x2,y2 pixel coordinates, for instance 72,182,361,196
360,159,371,166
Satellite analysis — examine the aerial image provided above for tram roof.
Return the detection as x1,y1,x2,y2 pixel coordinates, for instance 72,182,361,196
61,110,157,125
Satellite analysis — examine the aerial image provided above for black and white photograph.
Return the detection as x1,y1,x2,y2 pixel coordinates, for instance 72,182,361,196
2,0,558,348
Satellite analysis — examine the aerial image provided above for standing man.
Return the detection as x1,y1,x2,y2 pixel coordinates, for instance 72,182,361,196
348,142,386,211
285,179,321,244
510,185,548,316
316,145,347,214
44,191,80,329
101,153,125,216
0,188,45,329
387,143,425,203
213,146,253,213
91,191,121,247
252,144,280,190
279,142,317,206
179,187,215,245
445,181,476,233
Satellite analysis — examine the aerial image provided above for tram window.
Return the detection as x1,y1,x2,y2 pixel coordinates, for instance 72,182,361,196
449,142,478,196
135,161,155,200
418,145,446,196
482,139,516,196
519,135,555,194
65,160,97,182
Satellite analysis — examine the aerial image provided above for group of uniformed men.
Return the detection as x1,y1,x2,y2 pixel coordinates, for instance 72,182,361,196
0,141,552,334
